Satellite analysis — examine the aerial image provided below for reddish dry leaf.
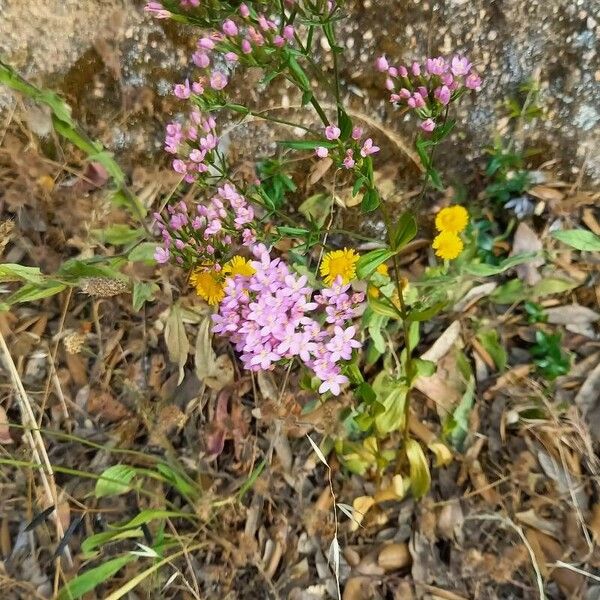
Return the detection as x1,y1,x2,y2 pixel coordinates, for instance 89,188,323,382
87,389,132,422
510,222,544,285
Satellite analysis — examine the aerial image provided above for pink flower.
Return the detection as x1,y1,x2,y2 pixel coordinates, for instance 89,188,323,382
385,77,395,91
411,61,421,76
318,373,348,396
273,35,285,47
434,85,451,105
465,72,482,90
172,159,187,174
225,51,239,63
239,3,250,17
192,81,204,94
198,37,215,50
283,25,295,41
420,118,436,132
210,71,229,90
154,246,170,263
360,138,380,157
222,19,238,36
192,51,210,68
388,66,398,77
351,126,363,140
343,150,355,169
173,79,191,99
407,92,425,108
325,125,341,140
398,65,408,77
375,55,389,72
426,56,448,75
315,146,329,158
144,2,170,18
241,39,252,54
399,88,411,99
450,55,472,76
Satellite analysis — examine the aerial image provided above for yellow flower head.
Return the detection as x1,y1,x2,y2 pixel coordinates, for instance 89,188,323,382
368,285,380,299
376,263,389,276
190,268,225,306
223,255,255,278
320,248,359,286
432,231,464,260
435,205,469,234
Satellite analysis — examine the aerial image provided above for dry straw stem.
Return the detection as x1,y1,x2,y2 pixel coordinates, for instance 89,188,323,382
0,329,72,566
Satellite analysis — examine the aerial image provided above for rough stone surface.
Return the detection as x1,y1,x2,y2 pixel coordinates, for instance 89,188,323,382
0,0,598,182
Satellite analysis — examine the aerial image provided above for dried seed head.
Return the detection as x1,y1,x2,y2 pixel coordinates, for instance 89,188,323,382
80,277,129,298
63,332,87,355
0,220,15,256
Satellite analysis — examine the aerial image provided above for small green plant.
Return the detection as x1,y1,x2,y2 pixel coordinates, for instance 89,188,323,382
530,330,571,380
524,300,548,324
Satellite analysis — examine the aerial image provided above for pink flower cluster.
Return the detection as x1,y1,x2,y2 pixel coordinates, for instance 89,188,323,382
170,3,296,99
213,245,364,395
376,54,482,132
164,109,220,183
144,0,199,18
315,125,380,169
153,183,256,266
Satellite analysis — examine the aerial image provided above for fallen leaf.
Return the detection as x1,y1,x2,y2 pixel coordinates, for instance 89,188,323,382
350,496,375,532
510,223,544,285
528,185,564,202
87,389,132,422
165,304,189,385
0,406,13,445
204,354,234,391
515,508,560,537
574,360,600,441
545,304,600,325
194,316,216,381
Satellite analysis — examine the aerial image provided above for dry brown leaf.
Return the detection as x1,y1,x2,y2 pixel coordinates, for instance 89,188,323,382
350,496,375,532
87,389,132,422
194,316,216,382
510,222,544,285
342,576,374,600
574,360,600,441
164,304,189,385
528,185,564,202
437,503,464,540
204,354,235,391
515,508,560,537
589,504,600,542
545,304,600,325
0,406,13,445
307,157,333,187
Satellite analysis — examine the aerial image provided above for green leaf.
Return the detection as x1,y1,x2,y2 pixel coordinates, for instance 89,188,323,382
0,264,45,284
374,385,408,434
337,107,353,140
5,281,67,305
356,249,395,279
238,459,266,502
155,462,199,502
390,212,417,251
95,465,136,498
94,224,144,246
366,312,388,354
405,439,431,499
278,139,337,151
444,367,476,450
287,55,310,91
552,229,600,252
368,295,401,319
361,188,380,212
128,242,158,263
531,277,578,298
476,329,507,371
413,358,436,377
81,529,143,559
57,554,136,600
463,252,538,276
132,281,158,311
408,301,446,322
298,193,333,227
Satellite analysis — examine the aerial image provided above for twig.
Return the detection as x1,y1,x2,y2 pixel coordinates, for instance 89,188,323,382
0,330,72,567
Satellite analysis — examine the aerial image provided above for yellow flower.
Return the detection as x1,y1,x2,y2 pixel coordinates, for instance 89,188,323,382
320,248,359,286
432,231,464,260
190,268,225,305
435,205,469,234
376,263,389,276
368,285,380,299
223,255,255,278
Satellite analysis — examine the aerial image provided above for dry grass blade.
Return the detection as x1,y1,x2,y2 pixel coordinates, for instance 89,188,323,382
0,330,72,566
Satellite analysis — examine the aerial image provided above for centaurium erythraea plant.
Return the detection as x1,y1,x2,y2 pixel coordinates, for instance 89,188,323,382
376,53,482,131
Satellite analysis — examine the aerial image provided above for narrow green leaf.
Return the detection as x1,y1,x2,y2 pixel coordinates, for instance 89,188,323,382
132,281,158,311
0,264,45,284
5,281,67,305
278,139,337,150
361,188,380,212
463,252,538,276
95,465,136,498
356,249,395,279
57,554,135,600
